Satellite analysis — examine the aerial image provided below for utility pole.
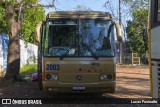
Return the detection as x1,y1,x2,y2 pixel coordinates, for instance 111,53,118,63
119,0,123,64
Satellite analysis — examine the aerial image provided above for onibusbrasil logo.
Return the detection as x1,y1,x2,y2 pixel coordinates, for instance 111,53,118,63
1,99,42,104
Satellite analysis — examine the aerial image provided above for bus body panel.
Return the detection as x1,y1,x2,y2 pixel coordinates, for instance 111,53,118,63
148,0,160,98
42,57,116,92
42,81,116,93
151,26,160,59
150,26,160,98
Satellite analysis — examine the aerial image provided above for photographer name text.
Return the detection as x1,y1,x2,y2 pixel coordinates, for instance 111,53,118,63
131,99,158,104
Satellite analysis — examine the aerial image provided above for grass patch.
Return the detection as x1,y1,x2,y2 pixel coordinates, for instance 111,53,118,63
20,64,37,75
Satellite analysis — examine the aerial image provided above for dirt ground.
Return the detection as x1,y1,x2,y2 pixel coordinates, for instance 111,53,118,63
0,65,159,107
108,65,151,98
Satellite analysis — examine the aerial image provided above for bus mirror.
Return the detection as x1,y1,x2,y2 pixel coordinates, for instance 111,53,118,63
115,22,122,42
35,21,43,43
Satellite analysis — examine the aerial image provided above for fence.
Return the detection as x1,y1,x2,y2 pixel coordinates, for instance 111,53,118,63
0,33,38,73
116,52,148,65
20,40,38,66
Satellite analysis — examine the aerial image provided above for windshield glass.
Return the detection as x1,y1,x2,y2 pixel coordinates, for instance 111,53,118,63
80,19,114,57
44,19,115,57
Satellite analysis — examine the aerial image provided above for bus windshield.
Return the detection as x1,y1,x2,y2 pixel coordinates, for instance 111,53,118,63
44,19,115,57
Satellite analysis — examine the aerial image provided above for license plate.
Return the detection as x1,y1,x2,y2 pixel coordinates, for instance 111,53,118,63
73,86,85,91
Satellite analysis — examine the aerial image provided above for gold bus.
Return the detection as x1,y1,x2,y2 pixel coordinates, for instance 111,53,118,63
148,0,160,98
35,11,122,93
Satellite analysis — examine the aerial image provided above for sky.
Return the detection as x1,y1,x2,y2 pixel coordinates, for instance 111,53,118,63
40,0,117,14
40,0,130,40
40,0,131,28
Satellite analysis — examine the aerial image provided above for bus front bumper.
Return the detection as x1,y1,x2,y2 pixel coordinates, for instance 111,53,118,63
42,81,116,93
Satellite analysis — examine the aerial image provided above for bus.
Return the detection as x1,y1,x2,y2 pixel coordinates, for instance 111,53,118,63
35,11,122,93
148,0,160,98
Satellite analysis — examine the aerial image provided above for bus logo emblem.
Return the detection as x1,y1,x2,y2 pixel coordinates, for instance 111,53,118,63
76,75,82,81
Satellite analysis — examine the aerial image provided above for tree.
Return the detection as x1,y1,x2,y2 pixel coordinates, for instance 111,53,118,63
104,0,149,64
0,0,54,81
123,0,148,54
21,7,45,44
122,0,148,9
0,4,7,33
126,9,148,54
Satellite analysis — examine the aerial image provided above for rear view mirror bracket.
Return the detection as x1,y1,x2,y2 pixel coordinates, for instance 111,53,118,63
114,22,122,42
35,21,43,43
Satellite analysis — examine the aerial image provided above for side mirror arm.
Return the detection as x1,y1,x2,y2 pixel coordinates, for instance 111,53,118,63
114,22,122,42
35,21,43,43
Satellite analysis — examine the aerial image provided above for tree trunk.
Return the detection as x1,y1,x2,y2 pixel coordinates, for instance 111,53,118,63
3,5,21,81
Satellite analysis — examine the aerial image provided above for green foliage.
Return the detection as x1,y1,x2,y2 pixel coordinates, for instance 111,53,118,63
0,5,7,33
126,9,148,53
0,0,45,44
20,64,37,75
21,7,45,44
15,64,38,82
123,0,149,54
24,0,39,5
4,0,39,5
122,0,148,9
0,0,47,81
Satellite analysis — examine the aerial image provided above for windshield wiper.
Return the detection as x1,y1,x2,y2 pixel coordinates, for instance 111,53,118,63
82,43,98,60
60,44,75,60
60,43,98,60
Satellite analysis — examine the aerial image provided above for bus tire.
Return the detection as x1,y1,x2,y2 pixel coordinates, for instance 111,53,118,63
110,88,116,93
38,73,43,90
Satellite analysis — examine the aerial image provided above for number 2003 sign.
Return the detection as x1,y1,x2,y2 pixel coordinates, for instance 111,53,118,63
46,64,60,70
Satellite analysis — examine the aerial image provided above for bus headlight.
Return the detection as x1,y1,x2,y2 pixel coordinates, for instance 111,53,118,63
100,74,113,80
52,74,58,80
100,74,107,80
46,74,51,80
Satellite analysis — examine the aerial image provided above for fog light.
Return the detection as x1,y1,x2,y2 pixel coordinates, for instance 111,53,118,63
100,74,107,80
100,76,104,80
52,74,58,80
107,74,112,80
100,74,113,80
48,87,53,91
46,74,51,80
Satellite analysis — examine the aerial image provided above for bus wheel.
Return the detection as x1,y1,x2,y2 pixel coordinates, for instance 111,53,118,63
110,88,116,93
38,73,43,90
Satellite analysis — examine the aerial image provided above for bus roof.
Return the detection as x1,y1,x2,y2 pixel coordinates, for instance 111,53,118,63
47,11,112,19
